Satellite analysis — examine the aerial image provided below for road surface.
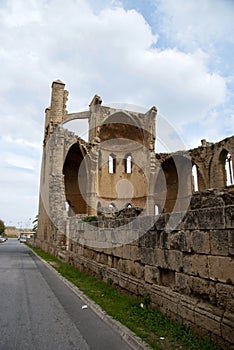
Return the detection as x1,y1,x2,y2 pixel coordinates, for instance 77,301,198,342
0,239,135,350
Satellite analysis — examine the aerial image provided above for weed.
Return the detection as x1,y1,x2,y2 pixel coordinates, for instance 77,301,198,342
107,277,113,285
143,292,151,308
98,267,104,280
82,216,97,222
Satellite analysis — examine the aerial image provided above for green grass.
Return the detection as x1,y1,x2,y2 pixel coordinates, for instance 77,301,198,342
28,245,222,350
81,216,97,222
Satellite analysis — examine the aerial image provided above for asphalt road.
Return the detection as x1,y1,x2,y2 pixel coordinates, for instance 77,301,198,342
0,239,134,350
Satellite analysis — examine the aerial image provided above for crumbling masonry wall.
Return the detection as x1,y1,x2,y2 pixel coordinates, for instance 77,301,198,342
35,189,234,349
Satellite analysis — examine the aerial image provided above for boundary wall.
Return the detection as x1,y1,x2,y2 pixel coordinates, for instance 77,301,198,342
34,190,234,349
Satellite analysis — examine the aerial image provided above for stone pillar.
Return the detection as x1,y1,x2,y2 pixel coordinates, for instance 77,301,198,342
86,144,99,216
50,80,66,124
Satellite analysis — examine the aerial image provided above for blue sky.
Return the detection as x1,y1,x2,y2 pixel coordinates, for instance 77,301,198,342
0,0,233,227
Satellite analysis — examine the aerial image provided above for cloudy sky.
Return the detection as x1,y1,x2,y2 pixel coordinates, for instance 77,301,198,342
0,0,233,227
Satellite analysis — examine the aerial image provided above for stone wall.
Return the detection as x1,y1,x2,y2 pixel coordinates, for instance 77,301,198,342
35,189,234,349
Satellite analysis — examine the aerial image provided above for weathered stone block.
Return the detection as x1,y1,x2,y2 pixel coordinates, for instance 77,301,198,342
122,244,131,260
187,275,216,304
155,249,183,272
210,230,229,256
136,262,145,279
98,253,108,264
179,295,197,324
113,256,119,269
190,192,224,209
183,254,209,278
209,256,234,284
130,245,141,261
143,231,158,248
84,230,96,242
165,211,187,231
140,247,155,265
155,213,169,230
112,245,123,258
111,229,123,244
216,283,234,313
194,302,223,336
159,287,180,317
183,207,225,230
169,230,191,252
191,230,210,254
159,231,170,249
175,273,190,294
135,216,155,232
225,205,234,228
182,210,199,229
117,258,124,273
125,229,139,244
167,250,183,272
144,265,160,284
221,311,234,344
107,255,113,267
228,230,234,255
124,259,132,275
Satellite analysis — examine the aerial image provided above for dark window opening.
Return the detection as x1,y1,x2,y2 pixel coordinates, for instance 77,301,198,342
108,153,116,174
125,154,132,173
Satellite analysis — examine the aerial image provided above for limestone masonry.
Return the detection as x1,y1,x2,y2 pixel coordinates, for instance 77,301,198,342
35,80,234,349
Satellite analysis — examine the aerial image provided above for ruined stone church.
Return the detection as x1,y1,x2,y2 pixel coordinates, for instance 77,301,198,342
35,80,234,349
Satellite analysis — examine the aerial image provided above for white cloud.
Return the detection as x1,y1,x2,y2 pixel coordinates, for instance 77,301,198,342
124,47,227,123
154,0,234,50
0,0,233,225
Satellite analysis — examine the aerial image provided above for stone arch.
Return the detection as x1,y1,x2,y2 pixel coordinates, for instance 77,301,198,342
155,157,178,213
62,143,88,214
155,155,192,213
218,149,228,187
208,146,234,188
99,111,145,145
62,111,90,124
192,163,207,192
210,149,233,188
63,128,90,164
216,149,234,187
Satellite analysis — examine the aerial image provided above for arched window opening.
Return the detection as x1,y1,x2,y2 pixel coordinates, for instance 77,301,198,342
155,204,161,215
65,201,70,212
192,164,199,192
125,154,132,173
225,153,234,186
98,151,102,170
108,153,116,174
97,202,102,215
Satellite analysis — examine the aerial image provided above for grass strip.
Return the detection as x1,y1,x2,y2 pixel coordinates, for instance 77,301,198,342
28,244,222,350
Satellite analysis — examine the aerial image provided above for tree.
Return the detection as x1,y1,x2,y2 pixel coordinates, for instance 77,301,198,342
32,215,38,236
0,220,5,235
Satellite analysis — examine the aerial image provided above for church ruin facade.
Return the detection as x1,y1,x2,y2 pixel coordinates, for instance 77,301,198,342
35,80,234,349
